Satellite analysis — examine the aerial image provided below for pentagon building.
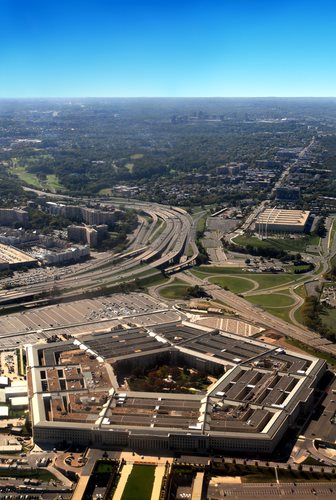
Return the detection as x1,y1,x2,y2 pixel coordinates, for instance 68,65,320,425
27,322,325,456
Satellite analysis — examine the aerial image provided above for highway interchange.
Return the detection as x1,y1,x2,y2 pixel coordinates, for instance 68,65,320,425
1,182,336,494
1,188,336,361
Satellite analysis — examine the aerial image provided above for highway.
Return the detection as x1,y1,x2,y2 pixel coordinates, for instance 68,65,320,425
179,270,336,357
6,182,336,360
0,201,198,305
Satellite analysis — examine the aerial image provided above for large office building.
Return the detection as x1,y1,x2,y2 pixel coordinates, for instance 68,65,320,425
255,208,310,234
45,202,116,226
27,322,325,456
67,224,108,247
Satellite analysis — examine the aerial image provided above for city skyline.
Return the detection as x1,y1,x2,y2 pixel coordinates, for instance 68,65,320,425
1,0,335,98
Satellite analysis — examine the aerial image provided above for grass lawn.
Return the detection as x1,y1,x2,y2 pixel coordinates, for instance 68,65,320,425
130,153,144,160
125,163,134,172
11,164,42,188
321,308,336,331
191,267,302,292
159,280,190,299
99,187,113,195
247,273,298,290
96,461,117,473
191,266,244,277
196,212,208,235
186,244,194,257
284,338,336,367
149,220,167,243
329,219,336,251
121,465,155,500
263,307,292,323
45,174,64,192
293,284,308,325
246,293,295,308
137,273,169,288
209,276,255,293
234,234,320,253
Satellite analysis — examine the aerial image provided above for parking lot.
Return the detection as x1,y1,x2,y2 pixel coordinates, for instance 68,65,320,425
0,293,180,348
207,482,336,499
0,294,168,335
195,317,263,337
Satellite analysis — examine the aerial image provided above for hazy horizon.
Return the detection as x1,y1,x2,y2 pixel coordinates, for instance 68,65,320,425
2,0,335,98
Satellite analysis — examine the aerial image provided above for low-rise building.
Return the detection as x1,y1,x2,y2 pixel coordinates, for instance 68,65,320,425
41,246,90,266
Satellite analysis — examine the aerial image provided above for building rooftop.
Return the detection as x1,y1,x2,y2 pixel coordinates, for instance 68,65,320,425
28,321,325,444
0,243,37,266
256,208,310,228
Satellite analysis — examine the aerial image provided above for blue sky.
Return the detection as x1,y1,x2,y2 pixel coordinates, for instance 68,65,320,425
1,0,335,97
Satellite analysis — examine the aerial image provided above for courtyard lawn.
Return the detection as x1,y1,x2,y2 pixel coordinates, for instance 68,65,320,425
209,275,255,294
121,465,155,500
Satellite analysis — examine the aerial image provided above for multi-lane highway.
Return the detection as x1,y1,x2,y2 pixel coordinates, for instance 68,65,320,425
0,201,198,305
3,185,336,360
179,270,336,357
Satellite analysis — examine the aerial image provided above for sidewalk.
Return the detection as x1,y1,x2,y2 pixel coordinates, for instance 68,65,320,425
112,463,133,500
150,464,166,500
47,464,73,488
